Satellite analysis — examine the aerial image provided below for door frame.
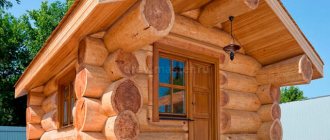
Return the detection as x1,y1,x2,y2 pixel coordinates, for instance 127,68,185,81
154,36,221,139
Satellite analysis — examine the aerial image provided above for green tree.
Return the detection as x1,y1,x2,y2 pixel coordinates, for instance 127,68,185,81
0,9,29,125
0,0,20,9
23,1,69,57
280,86,307,103
0,0,74,125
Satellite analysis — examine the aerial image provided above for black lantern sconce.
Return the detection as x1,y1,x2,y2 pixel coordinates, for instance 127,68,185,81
223,16,241,61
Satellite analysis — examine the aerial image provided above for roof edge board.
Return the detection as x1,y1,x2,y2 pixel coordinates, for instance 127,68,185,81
265,0,324,78
14,0,101,98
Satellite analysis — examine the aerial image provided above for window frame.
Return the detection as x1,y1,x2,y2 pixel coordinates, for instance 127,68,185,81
153,46,191,121
58,69,76,128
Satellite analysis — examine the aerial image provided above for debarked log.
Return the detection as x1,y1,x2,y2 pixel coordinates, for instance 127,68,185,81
220,134,258,140
220,90,261,111
41,110,58,131
220,71,258,93
42,92,57,112
78,37,108,66
258,104,281,122
103,0,175,52
27,123,45,140
256,84,280,104
26,106,44,124
27,92,45,106
101,78,142,116
257,119,283,140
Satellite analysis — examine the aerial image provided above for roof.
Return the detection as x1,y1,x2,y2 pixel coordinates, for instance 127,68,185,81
14,0,324,98
281,95,330,140
0,126,26,140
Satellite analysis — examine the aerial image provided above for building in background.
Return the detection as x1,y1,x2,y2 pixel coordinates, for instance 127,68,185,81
281,95,330,140
0,126,25,140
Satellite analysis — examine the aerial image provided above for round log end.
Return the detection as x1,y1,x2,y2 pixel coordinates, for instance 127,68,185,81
245,0,260,9
113,80,142,113
220,111,230,132
300,55,313,83
117,50,139,77
271,86,280,103
271,120,283,140
272,104,281,120
75,69,87,99
220,91,229,106
143,0,174,31
220,72,227,85
114,110,140,139
75,99,86,130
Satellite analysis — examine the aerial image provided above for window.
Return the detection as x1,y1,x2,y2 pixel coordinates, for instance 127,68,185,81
58,69,76,127
157,53,187,119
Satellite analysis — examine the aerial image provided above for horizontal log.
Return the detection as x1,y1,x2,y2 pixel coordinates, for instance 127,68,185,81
133,49,153,74
30,86,44,93
199,0,260,27
220,53,262,77
27,123,45,140
180,9,200,20
41,110,58,131
26,106,44,124
78,37,108,66
137,107,188,132
171,15,242,51
41,129,77,140
171,0,210,13
220,134,258,140
256,85,280,104
90,31,106,39
75,65,111,99
43,77,57,96
104,110,140,140
138,132,188,140
27,92,45,106
77,132,106,140
258,119,283,140
42,92,57,113
76,97,107,132
103,49,139,81
104,0,175,52
258,104,281,122
220,110,261,134
220,71,258,93
220,90,261,111
256,55,313,86
101,78,142,116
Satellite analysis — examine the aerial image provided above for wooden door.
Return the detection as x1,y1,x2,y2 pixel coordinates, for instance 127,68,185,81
189,60,214,140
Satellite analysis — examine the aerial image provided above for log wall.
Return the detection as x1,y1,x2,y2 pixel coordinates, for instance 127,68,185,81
23,1,315,139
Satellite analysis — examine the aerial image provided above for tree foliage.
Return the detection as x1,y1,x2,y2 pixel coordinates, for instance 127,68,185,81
0,0,73,125
0,0,20,9
280,86,307,103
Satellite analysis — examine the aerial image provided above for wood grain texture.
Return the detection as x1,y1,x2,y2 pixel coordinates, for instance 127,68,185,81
41,128,77,140
220,109,261,134
258,104,281,122
220,71,258,93
257,119,282,140
256,85,280,104
78,37,108,66
27,92,45,106
220,90,261,111
171,0,210,13
75,65,111,99
27,123,45,140
220,134,258,140
199,0,259,26
256,55,313,86
103,110,140,140
76,97,107,132
26,106,44,124
41,92,57,113
104,0,174,52
101,78,142,117
41,110,58,131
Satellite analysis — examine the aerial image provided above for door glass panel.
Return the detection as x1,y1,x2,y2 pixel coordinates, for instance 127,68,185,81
159,57,171,84
172,60,185,86
158,87,171,113
173,89,185,114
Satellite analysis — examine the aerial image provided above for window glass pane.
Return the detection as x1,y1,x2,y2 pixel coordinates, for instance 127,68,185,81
158,87,171,113
172,60,184,86
159,57,171,84
63,86,69,126
70,85,75,124
173,89,185,114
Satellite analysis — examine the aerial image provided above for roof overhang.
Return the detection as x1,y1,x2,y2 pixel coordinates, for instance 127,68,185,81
14,0,324,98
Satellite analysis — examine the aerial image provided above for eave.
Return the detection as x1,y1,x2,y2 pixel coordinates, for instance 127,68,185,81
14,0,137,98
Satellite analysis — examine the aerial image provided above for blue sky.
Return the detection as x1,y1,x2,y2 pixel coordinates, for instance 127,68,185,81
9,0,330,98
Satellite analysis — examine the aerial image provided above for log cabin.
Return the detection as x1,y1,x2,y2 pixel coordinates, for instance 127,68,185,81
15,0,324,140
